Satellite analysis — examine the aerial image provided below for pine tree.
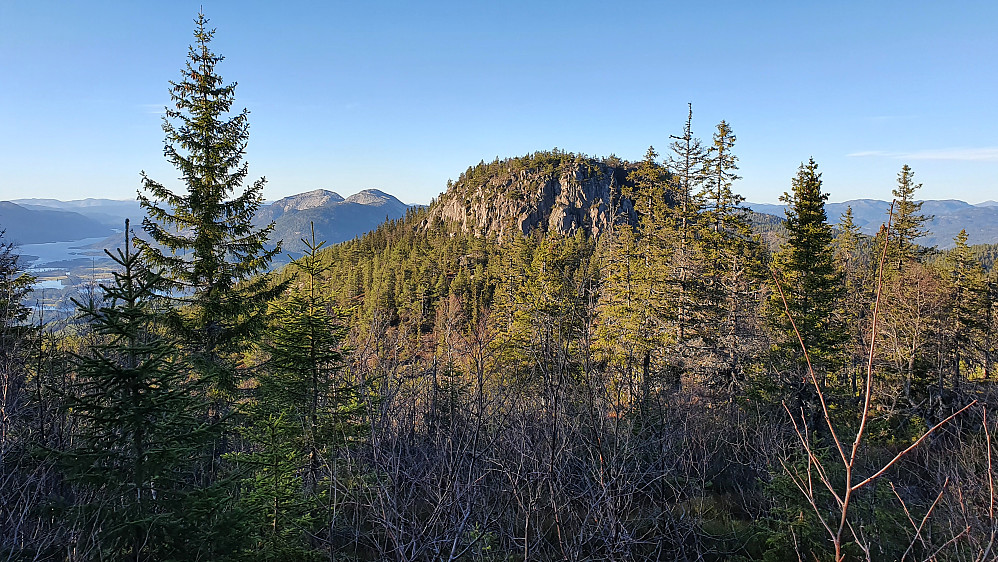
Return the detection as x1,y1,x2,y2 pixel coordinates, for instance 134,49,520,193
834,206,871,391
136,12,281,396
237,225,364,559
0,231,34,447
60,225,217,560
0,231,38,555
625,146,672,236
769,158,845,373
664,108,711,366
621,147,675,385
888,164,931,268
702,120,742,235
943,229,986,389
666,104,706,223
699,120,764,383
593,221,652,403
259,226,360,478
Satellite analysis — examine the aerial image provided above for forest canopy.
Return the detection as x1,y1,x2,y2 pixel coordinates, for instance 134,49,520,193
1,13,996,562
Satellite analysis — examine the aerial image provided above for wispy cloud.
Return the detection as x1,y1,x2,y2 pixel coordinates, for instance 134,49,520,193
848,147,998,161
137,103,167,115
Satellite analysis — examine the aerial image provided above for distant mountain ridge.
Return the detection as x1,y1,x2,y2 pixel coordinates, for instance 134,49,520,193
255,189,411,256
3,189,412,264
11,198,143,229
266,189,344,213
746,199,998,249
0,201,115,244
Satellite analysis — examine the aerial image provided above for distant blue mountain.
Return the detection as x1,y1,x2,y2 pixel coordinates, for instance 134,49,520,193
7,189,412,266
745,199,998,249
12,198,143,229
255,189,411,259
0,201,115,244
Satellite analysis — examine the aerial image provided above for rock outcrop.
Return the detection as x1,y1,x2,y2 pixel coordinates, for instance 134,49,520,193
268,189,344,216
429,151,637,240
255,189,411,258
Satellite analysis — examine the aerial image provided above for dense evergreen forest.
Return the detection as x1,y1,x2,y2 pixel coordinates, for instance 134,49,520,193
2,15,997,562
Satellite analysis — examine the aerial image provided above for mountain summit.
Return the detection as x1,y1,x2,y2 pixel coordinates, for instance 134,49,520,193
428,150,636,240
256,189,411,255
269,189,344,213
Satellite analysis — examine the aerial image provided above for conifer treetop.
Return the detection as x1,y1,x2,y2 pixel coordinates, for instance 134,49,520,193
137,11,278,297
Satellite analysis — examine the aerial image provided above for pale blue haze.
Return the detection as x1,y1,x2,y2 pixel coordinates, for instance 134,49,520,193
1,1,996,204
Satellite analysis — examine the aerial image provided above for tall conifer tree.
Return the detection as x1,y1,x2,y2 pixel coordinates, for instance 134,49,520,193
835,206,870,391
944,229,986,389
664,108,710,360
769,159,845,372
60,226,216,560
702,120,742,235
622,148,674,384
887,164,930,269
700,121,764,382
136,13,281,396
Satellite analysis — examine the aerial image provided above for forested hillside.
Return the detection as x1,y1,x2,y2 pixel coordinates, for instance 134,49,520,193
2,15,997,562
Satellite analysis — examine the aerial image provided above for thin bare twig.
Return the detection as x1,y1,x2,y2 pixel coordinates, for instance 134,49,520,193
773,201,975,561
852,400,976,492
985,408,994,520
896,476,949,561
770,271,847,466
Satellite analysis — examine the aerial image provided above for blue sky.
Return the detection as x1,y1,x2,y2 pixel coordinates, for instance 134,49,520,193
1,1,996,205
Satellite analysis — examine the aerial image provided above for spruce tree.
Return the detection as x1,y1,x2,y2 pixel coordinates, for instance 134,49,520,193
237,226,364,559
835,206,871,391
0,231,34,446
0,231,37,554
664,108,711,364
943,229,986,389
593,220,653,402
702,120,742,235
60,225,217,561
769,158,845,373
699,120,764,383
888,164,931,268
136,12,281,396
622,147,674,385
258,226,360,479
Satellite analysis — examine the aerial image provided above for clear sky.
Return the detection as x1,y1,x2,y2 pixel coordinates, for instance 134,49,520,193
1,1,996,205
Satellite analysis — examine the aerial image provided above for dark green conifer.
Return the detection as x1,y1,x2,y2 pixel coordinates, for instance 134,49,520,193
136,12,281,396
888,164,931,268
699,120,765,383
701,120,742,235
835,206,871,391
0,231,37,554
60,225,216,560
236,226,363,559
943,229,987,389
769,158,845,372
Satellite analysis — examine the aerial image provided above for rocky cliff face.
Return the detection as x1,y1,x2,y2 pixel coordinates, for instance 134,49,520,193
429,152,637,240
268,189,344,215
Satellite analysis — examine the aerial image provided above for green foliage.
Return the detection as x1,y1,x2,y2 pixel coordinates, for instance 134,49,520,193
889,164,931,267
702,120,742,235
136,12,283,395
235,226,366,560
492,231,597,386
769,158,846,372
0,231,34,334
10,76,997,558
58,228,220,560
